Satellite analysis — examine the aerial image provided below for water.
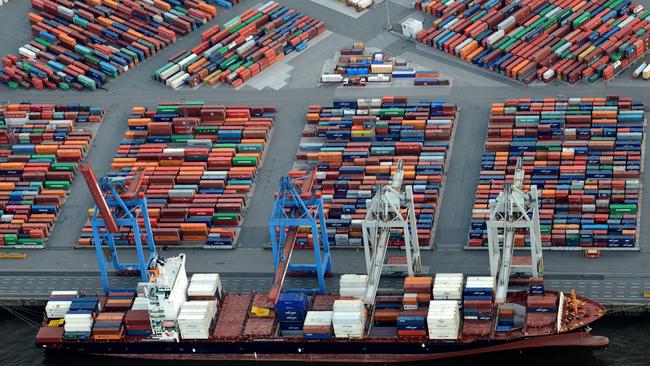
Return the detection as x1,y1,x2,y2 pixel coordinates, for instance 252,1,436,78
1,309,647,366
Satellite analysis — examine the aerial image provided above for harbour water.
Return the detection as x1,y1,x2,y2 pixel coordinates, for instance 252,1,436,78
1,309,647,366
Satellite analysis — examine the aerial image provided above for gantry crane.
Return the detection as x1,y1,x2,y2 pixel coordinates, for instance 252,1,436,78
267,168,332,303
80,164,157,293
487,158,544,305
362,160,422,305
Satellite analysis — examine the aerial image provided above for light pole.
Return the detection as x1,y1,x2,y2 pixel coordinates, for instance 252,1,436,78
385,0,392,31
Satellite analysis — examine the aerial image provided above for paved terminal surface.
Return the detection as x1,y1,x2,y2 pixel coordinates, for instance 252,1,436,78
1,0,650,305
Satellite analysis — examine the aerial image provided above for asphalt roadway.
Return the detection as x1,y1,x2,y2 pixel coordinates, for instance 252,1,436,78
1,0,650,304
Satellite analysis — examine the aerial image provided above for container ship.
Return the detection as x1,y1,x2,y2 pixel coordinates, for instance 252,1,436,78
35,253,607,362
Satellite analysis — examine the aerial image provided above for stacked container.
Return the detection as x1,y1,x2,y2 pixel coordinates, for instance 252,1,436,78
526,293,558,331
276,292,308,337
339,274,368,299
78,103,276,248
332,299,366,338
124,309,152,337
188,273,223,301
178,301,218,339
153,2,326,89
1,103,104,248
403,276,432,310
463,277,495,323
303,311,333,339
63,313,93,340
104,290,136,312
1,0,222,90
469,96,645,249
45,290,79,318
432,273,463,301
415,0,650,84
297,97,457,249
92,312,125,340
397,311,428,337
426,300,460,339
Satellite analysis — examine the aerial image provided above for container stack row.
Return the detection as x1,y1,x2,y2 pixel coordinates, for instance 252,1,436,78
1,0,220,90
0,103,104,248
415,0,650,84
469,96,645,249
153,1,326,89
77,102,276,249
296,96,457,249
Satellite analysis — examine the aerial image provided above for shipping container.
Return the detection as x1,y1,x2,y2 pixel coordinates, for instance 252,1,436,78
0,103,105,248
415,0,650,84
468,96,645,249
294,97,457,249
153,2,326,89
77,102,276,249
0,0,239,90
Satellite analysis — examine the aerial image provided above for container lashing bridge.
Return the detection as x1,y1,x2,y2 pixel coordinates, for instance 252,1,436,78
80,164,157,293
268,168,332,303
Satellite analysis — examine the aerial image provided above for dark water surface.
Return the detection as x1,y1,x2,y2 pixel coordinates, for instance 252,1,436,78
1,309,648,366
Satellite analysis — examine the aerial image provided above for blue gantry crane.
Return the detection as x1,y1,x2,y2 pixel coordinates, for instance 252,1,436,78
267,169,332,302
80,164,157,293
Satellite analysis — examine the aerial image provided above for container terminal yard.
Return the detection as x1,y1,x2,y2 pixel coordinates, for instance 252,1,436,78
1,0,650,361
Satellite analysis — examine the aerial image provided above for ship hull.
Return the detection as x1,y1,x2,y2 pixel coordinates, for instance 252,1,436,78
42,331,608,363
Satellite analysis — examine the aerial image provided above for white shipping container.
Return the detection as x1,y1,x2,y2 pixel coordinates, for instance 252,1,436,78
543,68,556,80
321,74,344,83
367,74,391,82
333,300,365,313
45,301,72,319
304,311,333,326
486,30,505,47
642,65,650,80
18,47,37,59
160,64,181,81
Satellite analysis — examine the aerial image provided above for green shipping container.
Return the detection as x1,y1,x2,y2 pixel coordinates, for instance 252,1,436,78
213,213,239,221
45,181,70,189
232,156,257,166
379,108,404,116
610,204,637,214
3,234,18,245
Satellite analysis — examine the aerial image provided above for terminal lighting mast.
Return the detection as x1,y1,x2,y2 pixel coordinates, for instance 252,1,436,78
362,160,422,305
487,158,544,305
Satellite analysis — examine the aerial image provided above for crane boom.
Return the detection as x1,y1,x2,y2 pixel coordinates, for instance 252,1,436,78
80,164,119,234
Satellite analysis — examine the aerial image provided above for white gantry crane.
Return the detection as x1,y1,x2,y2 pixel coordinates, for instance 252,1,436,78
362,160,422,305
488,158,544,305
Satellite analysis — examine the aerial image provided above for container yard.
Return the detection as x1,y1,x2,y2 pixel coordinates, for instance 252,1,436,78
76,102,275,249
292,97,457,249
2,0,650,363
0,103,105,248
152,2,326,89
0,0,224,90
415,0,650,84
320,42,451,87
468,96,645,250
